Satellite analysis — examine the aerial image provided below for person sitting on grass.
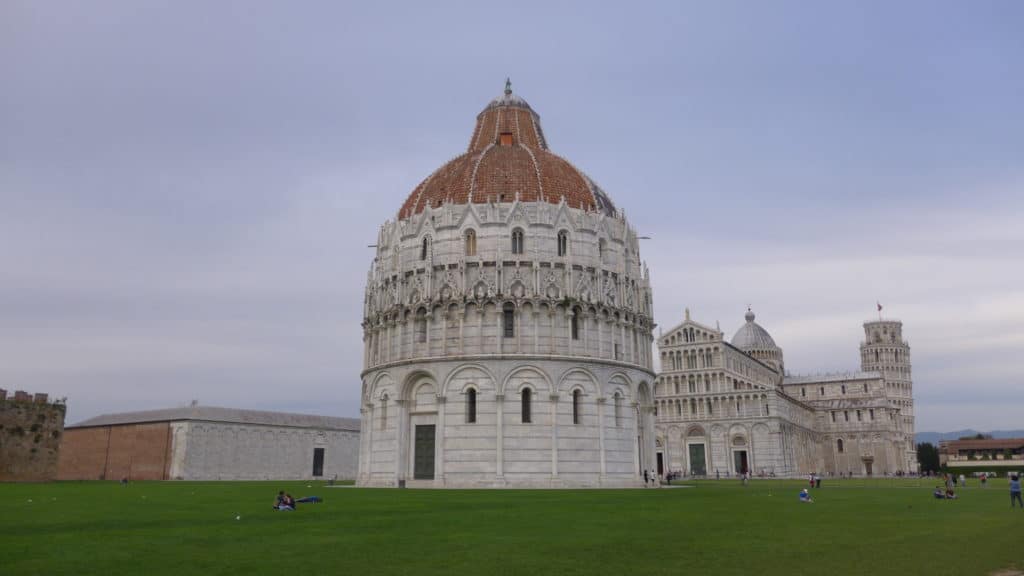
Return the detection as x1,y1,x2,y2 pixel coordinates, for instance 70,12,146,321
934,487,945,499
296,496,322,504
273,491,294,511
799,489,814,503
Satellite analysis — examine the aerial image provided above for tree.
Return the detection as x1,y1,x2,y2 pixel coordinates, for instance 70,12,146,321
916,442,940,473
959,432,993,440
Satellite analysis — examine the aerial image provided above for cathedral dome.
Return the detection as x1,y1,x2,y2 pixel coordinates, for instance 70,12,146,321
398,81,616,219
732,309,777,351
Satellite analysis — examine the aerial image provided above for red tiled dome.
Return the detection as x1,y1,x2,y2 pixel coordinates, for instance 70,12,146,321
398,82,616,219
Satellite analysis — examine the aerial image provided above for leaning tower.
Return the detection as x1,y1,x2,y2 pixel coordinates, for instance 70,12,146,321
860,319,916,472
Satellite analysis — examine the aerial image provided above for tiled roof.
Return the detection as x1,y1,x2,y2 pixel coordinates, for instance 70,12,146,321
397,84,615,219
940,439,1024,451
68,406,360,432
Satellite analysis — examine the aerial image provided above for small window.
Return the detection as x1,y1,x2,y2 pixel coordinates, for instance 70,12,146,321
465,229,477,256
841,385,846,395
503,303,515,338
420,236,430,260
511,229,524,255
557,230,568,256
572,389,582,424
856,410,862,422
869,409,875,421
820,387,825,396
598,238,606,259
571,311,579,340
521,388,532,423
801,387,806,397
466,388,477,423
499,132,513,146
837,439,844,453
844,411,849,422
830,411,836,423
863,383,868,393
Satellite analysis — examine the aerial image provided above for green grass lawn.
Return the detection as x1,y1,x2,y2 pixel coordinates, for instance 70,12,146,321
1,479,1020,576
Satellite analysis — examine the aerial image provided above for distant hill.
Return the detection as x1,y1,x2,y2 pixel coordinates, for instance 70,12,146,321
915,429,1024,445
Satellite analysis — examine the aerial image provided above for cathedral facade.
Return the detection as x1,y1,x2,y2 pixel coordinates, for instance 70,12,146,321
358,83,657,487
654,309,916,478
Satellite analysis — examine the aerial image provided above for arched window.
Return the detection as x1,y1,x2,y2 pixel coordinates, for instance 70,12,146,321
511,229,524,255
837,438,845,453
521,388,532,423
572,389,582,424
464,229,477,256
557,230,568,256
466,388,477,423
415,309,427,343
614,393,622,427
598,238,606,260
571,308,580,340
420,236,430,260
502,303,515,338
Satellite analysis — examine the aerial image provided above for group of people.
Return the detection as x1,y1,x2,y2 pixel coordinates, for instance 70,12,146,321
273,491,324,511
273,491,297,511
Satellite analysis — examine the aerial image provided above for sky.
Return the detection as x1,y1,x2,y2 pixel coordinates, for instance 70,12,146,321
1,1,1022,432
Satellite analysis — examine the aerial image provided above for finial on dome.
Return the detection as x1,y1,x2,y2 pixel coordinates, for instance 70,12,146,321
505,77,512,95
745,306,755,323
685,307,690,321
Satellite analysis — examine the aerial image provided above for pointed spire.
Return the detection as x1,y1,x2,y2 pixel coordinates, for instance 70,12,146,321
505,77,512,95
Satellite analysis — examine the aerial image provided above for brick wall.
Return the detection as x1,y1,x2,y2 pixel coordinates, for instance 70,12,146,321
0,395,66,482
57,422,172,481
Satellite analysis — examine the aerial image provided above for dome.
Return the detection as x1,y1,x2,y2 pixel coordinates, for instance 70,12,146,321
397,80,616,219
732,308,778,351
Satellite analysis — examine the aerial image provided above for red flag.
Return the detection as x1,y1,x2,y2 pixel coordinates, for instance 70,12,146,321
877,302,883,312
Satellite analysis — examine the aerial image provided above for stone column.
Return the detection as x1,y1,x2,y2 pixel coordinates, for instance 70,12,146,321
550,393,560,479
532,310,540,354
495,393,505,481
441,310,449,356
458,308,466,355
632,401,641,478
597,397,607,481
360,405,373,482
548,310,556,354
435,395,446,485
398,319,406,360
395,399,408,486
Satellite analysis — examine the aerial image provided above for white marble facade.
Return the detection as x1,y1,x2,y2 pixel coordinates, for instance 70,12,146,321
358,86,657,488
168,419,359,481
654,310,916,478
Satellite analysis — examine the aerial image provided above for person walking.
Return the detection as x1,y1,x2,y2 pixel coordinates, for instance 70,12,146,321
1010,474,1022,509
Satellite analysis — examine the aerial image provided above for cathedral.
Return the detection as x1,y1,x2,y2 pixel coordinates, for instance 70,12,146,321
653,308,917,478
358,82,657,487
357,82,917,487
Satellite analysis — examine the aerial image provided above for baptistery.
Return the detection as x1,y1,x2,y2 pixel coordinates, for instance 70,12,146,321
357,82,656,487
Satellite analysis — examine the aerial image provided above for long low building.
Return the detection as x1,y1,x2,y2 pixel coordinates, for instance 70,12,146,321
57,405,360,481
939,438,1024,470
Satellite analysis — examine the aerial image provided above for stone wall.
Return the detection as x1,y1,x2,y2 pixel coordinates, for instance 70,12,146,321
57,420,360,481
57,422,173,481
174,421,359,481
0,391,66,482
